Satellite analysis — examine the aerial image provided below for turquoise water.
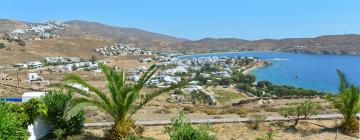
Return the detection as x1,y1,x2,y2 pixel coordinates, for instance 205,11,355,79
179,52,360,93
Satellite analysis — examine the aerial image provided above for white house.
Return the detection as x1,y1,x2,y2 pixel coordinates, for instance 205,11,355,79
27,61,42,68
28,73,40,81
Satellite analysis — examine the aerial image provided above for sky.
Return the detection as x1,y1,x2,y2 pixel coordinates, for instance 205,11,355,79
1,0,359,40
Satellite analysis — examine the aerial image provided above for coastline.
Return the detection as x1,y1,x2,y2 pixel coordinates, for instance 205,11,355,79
177,51,360,59
177,51,273,58
242,60,268,75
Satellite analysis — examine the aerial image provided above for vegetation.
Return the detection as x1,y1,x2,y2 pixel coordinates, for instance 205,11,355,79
0,101,29,139
22,98,47,125
0,42,5,49
279,101,320,126
91,55,96,64
233,71,326,97
248,114,266,130
232,71,256,84
18,40,26,46
165,113,216,140
42,90,85,136
0,98,49,139
255,81,324,97
125,135,155,140
326,70,360,134
53,64,183,139
213,89,244,104
256,127,275,140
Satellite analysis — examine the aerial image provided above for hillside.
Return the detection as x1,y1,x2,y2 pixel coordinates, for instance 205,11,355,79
65,20,186,49
1,19,360,65
177,34,360,55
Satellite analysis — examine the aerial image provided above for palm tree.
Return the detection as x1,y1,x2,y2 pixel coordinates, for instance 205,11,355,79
53,64,184,139
327,69,360,134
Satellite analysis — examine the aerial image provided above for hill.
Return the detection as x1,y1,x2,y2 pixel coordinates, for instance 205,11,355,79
177,34,360,55
1,19,360,65
64,20,186,49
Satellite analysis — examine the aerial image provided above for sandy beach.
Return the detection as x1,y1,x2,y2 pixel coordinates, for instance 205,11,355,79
242,60,268,75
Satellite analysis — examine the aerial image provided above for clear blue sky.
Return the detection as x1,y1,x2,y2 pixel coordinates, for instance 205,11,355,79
1,0,359,40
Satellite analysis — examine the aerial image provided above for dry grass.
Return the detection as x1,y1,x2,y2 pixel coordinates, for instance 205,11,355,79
219,107,252,117
182,105,198,113
138,119,359,140
202,108,220,115
0,36,111,64
214,88,245,104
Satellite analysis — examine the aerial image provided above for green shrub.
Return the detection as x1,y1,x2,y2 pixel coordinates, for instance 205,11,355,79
53,128,65,140
0,101,29,139
22,98,47,125
165,113,216,140
279,101,320,126
42,90,85,136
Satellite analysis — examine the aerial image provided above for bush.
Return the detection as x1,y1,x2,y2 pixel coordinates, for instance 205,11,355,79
42,90,85,136
0,101,29,139
279,101,320,126
0,43,5,49
248,114,266,130
22,98,47,125
165,113,216,140
202,109,219,115
183,106,197,113
18,40,26,46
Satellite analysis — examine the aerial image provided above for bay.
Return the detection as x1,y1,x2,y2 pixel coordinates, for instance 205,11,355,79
179,52,360,93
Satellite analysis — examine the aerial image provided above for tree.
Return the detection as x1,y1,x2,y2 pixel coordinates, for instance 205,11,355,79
279,101,320,126
326,69,360,134
53,64,184,139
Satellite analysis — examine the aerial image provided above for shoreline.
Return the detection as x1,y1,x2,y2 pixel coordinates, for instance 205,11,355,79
242,60,268,75
177,51,273,58
177,51,360,59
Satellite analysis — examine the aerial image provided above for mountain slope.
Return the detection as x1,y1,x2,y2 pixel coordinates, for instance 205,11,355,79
177,34,360,54
65,20,186,49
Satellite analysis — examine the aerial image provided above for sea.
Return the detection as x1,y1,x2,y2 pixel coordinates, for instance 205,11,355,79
179,52,360,93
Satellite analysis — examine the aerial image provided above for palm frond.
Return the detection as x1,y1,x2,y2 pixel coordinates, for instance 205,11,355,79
337,69,350,93
49,83,92,98
65,97,116,119
130,81,187,115
61,73,113,109
134,65,158,91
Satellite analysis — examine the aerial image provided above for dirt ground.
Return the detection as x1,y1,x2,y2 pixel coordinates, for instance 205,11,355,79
83,119,359,140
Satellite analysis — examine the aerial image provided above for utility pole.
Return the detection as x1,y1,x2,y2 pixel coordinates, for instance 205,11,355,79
17,69,19,88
